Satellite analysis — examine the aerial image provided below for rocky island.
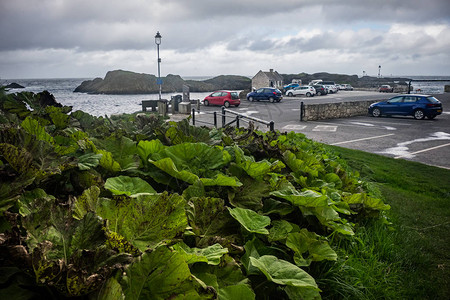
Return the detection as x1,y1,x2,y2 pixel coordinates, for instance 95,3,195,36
73,70,252,94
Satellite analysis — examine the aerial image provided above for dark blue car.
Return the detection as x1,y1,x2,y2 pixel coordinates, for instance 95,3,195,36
368,94,443,120
247,87,283,103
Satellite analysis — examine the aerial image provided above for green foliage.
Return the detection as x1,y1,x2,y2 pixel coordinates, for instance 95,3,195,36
0,90,393,299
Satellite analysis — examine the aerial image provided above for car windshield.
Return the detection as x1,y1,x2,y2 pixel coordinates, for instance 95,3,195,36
427,96,440,103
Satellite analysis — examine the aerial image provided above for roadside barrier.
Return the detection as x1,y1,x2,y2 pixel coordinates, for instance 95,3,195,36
191,106,275,131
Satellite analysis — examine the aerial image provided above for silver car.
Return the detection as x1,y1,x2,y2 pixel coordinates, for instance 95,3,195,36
286,86,316,97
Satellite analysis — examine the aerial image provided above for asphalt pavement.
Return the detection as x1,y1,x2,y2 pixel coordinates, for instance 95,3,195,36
189,91,450,169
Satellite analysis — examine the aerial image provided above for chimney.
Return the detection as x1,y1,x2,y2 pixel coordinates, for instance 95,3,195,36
270,69,273,73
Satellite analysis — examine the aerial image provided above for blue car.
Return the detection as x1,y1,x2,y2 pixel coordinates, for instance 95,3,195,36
368,94,443,120
283,83,300,91
247,87,283,103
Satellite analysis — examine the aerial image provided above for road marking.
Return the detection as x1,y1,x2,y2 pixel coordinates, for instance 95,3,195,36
282,125,307,130
380,132,450,158
313,125,337,132
394,142,450,159
331,133,395,145
349,122,375,127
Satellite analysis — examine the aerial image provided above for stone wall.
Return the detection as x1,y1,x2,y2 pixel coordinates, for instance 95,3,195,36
302,100,380,121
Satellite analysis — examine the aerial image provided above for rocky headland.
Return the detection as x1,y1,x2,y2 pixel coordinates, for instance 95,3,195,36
73,70,252,94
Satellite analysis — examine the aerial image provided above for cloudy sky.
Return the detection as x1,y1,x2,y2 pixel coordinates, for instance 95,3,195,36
1,0,450,79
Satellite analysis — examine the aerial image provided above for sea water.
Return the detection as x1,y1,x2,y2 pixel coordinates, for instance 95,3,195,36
2,78,212,117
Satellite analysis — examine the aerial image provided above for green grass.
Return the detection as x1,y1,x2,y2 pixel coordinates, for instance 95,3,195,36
323,145,450,299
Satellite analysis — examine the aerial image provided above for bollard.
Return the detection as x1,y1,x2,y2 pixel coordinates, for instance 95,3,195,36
269,120,274,132
192,108,195,125
213,112,217,128
222,106,226,127
236,116,240,128
300,102,304,121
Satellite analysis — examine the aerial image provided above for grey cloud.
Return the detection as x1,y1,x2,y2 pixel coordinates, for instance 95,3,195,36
2,0,449,52
1,0,449,77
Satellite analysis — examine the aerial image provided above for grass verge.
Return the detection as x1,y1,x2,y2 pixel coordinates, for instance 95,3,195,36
324,145,450,299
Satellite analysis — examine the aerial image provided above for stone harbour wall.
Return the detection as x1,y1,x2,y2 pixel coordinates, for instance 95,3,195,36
302,100,380,121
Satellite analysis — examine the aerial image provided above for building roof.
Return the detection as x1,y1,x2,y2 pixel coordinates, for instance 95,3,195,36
253,69,283,81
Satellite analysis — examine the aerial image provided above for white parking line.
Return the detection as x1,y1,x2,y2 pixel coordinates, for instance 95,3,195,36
313,125,337,132
282,125,307,130
394,142,450,159
331,133,395,145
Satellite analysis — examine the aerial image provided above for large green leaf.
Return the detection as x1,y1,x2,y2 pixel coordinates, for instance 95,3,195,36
219,284,255,300
21,116,53,145
137,139,165,165
268,220,294,242
96,277,125,300
344,193,390,211
151,157,199,184
228,175,269,210
270,185,329,208
98,192,187,251
92,136,140,171
283,150,322,178
200,173,242,187
191,254,251,299
72,186,101,220
45,105,70,130
121,246,214,300
249,255,318,290
68,212,106,256
161,142,228,174
172,242,229,265
228,207,270,235
104,175,156,197
152,157,241,187
186,197,239,248
77,152,103,170
285,229,337,267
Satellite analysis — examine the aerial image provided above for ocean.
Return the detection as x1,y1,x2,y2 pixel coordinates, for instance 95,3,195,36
2,76,450,117
2,78,213,117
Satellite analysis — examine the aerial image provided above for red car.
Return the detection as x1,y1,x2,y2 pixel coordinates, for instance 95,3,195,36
203,91,240,107
379,85,394,93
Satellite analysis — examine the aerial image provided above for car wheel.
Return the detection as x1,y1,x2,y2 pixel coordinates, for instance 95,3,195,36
306,92,311,97
224,101,230,108
248,96,254,102
269,97,274,103
414,109,425,120
317,91,322,96
288,92,293,97
204,100,209,106
372,108,381,117
427,114,436,119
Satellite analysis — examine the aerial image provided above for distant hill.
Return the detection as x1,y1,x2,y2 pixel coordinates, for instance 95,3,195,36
74,70,252,94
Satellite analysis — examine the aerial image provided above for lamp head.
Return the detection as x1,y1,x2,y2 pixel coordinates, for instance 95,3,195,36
155,31,162,45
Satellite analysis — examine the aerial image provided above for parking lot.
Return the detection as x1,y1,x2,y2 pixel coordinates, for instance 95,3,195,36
191,91,450,169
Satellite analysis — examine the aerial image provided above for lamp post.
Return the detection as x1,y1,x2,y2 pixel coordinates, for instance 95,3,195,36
155,31,162,100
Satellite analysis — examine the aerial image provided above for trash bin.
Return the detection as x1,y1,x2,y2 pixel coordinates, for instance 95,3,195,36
171,95,183,112
158,99,168,116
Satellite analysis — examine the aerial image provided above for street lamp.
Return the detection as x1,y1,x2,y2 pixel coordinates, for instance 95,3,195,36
155,31,162,100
